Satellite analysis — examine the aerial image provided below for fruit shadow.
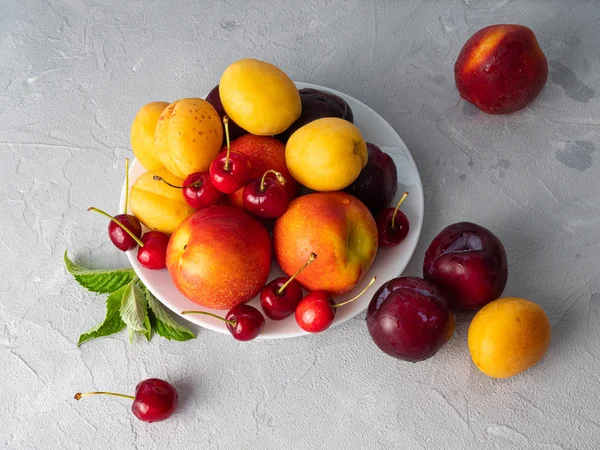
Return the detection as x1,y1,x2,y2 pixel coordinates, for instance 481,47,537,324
173,376,201,413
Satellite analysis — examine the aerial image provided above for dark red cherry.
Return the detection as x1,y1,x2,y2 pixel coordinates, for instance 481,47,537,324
243,170,289,218
376,192,410,247
137,231,169,270
153,172,223,209
182,304,265,341
88,207,143,251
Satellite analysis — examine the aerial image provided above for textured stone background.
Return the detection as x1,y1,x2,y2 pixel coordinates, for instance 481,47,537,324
1,0,600,449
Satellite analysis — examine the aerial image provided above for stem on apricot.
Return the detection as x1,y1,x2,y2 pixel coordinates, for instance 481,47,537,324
87,207,144,247
181,310,236,326
74,392,135,401
391,192,409,230
260,170,287,192
153,175,202,190
333,276,377,308
124,158,129,215
223,115,231,171
277,252,317,295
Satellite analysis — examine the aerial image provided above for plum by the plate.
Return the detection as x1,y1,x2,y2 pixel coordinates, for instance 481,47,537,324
343,143,398,217
276,88,354,142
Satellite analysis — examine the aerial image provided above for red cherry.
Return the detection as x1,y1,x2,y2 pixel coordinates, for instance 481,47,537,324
153,172,223,209
376,192,410,247
88,207,144,251
261,252,317,320
74,378,178,423
243,170,289,218
209,116,251,194
182,304,265,341
295,277,377,333
137,231,169,270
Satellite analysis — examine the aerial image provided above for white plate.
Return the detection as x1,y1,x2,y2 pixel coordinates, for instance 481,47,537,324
121,82,424,339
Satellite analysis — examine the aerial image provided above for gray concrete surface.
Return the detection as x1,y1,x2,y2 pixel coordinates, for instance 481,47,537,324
1,0,599,449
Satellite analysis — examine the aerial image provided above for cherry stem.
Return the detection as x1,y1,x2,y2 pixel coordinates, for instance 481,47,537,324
391,192,409,230
277,252,317,296
74,391,135,401
181,310,236,326
153,175,202,190
223,115,231,171
87,207,144,247
333,276,377,308
124,158,129,215
260,170,287,192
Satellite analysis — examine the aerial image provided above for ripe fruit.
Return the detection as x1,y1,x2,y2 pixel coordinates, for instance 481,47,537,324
260,252,316,320
209,117,252,194
276,88,354,142
88,207,143,252
129,167,196,235
224,134,297,208
366,277,455,362
343,143,398,217
296,276,376,333
243,170,289,218
166,206,272,310
205,84,246,143
130,102,170,171
286,117,367,191
154,172,223,209
154,98,223,178
137,231,169,270
423,222,508,310
219,58,301,135
274,192,378,294
376,192,409,247
74,378,178,423
468,297,551,378
455,24,548,114
182,304,265,341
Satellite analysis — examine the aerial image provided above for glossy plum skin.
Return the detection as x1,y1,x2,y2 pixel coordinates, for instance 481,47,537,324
243,176,289,219
454,24,548,114
181,172,223,209
366,277,455,362
343,143,398,217
276,88,354,142
225,304,265,341
209,151,252,194
295,291,336,333
205,84,247,143
109,214,142,251
137,231,170,270
376,208,409,247
260,277,303,320
423,222,508,310
131,378,178,423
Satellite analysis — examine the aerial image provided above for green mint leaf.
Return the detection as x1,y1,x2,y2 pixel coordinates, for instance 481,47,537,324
145,286,195,341
64,250,135,293
119,280,149,343
142,315,152,342
77,285,128,346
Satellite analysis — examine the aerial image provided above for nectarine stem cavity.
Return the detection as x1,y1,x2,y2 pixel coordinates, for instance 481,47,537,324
124,158,129,215
74,391,135,401
87,207,145,247
392,192,409,230
223,115,231,171
260,170,287,192
277,252,317,295
333,276,377,308
181,310,236,326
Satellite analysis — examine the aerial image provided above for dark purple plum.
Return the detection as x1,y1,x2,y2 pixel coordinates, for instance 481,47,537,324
423,222,508,311
366,277,455,362
343,143,397,217
276,88,354,142
205,84,246,143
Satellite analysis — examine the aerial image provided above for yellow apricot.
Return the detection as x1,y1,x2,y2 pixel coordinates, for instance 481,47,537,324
130,102,169,171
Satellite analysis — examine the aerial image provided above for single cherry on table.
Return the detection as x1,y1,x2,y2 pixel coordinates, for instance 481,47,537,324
376,191,410,247
243,169,289,218
296,276,377,333
182,304,265,341
209,116,251,194
154,171,223,209
74,378,178,423
261,252,317,320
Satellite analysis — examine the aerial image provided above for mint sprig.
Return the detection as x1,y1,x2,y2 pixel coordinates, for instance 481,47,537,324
66,250,195,345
